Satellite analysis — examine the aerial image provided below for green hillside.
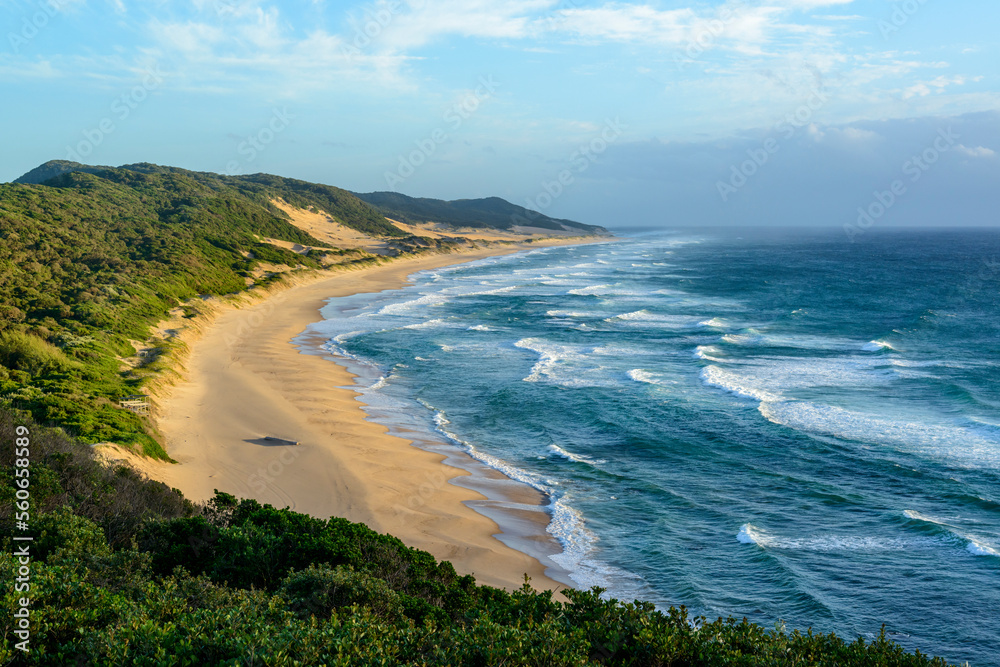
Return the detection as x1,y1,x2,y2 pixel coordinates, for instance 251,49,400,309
0,162,403,458
15,161,407,238
355,191,609,235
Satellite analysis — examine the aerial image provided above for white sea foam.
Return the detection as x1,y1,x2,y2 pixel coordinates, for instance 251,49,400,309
627,369,659,385
737,523,770,545
904,509,942,524
467,324,492,331
727,357,894,394
722,331,767,346
402,318,449,330
546,310,601,318
514,338,619,388
568,284,612,295
604,310,702,329
863,339,897,352
904,511,1000,557
740,523,933,552
568,283,646,297
322,332,371,364
547,444,607,466
427,404,644,596
701,366,784,403
760,402,1000,469
699,317,727,328
693,346,727,363
967,541,1000,557
377,293,448,316
722,330,860,351
455,285,521,297
609,309,655,321
593,344,653,357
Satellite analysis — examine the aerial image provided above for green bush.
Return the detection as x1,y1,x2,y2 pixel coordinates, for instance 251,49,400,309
280,563,407,623
30,506,111,562
0,331,77,375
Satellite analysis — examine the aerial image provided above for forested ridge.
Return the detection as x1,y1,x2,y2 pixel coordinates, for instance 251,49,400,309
0,162,409,457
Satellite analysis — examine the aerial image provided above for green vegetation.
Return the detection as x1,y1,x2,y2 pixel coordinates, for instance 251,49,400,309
0,411,953,666
0,162,418,458
239,173,407,238
355,191,609,235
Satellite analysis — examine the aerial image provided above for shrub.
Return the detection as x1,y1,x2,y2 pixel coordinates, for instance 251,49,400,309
0,330,77,376
280,563,407,623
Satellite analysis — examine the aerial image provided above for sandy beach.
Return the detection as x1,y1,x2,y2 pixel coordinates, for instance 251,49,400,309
134,243,591,593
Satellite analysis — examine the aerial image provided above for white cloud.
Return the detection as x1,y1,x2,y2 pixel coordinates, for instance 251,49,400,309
956,145,996,158
373,0,554,50
772,0,855,9
902,75,970,99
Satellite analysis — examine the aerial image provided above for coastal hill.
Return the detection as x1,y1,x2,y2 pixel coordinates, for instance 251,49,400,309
354,190,607,236
15,160,609,238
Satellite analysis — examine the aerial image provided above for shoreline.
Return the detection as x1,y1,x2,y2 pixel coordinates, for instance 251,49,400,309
135,240,600,593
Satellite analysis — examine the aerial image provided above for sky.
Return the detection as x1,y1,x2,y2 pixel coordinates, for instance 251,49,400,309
2,0,998,229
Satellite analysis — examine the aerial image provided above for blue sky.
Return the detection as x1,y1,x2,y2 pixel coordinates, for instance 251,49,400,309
2,0,998,228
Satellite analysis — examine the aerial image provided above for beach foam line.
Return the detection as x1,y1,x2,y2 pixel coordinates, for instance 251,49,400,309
422,399,647,597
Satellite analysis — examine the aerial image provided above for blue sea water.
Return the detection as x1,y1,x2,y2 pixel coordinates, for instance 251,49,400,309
308,229,1000,666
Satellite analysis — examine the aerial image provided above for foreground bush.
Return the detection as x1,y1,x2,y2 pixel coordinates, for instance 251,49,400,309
0,410,953,666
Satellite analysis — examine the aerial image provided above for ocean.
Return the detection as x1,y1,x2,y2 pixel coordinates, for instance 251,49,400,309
307,228,1000,666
